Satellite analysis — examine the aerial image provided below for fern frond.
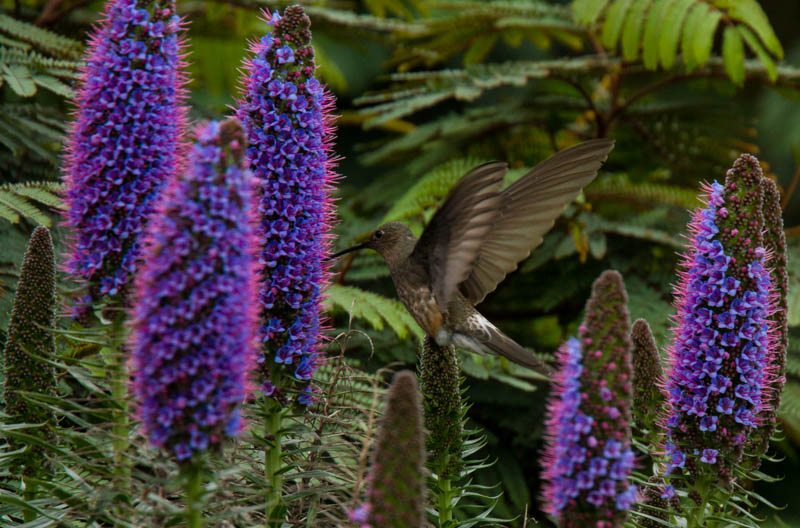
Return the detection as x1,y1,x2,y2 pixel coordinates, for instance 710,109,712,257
0,14,83,60
0,16,82,98
382,157,491,223
586,173,700,209
575,0,783,84
0,181,64,226
388,0,581,69
325,284,422,341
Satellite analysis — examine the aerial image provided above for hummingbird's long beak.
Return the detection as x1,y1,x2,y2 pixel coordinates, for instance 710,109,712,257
327,242,367,261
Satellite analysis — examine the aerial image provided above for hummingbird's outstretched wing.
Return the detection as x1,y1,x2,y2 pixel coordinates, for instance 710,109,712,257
459,138,615,304
412,162,507,311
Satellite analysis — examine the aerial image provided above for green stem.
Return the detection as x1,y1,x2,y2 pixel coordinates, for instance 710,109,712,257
438,476,453,525
264,399,284,526
686,479,711,528
109,315,130,482
184,465,206,528
22,478,37,522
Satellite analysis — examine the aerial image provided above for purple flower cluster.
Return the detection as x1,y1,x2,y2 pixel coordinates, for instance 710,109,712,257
663,168,777,481
543,338,637,527
63,0,187,319
236,6,337,404
130,119,258,462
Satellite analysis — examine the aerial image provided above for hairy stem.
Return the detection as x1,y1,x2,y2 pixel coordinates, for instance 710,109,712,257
264,399,284,526
184,464,205,528
109,314,130,509
437,476,454,525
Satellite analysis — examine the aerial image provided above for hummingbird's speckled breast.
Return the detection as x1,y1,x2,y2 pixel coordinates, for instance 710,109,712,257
388,256,444,338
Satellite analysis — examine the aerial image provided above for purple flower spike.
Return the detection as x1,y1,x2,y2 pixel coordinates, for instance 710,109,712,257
662,154,781,486
237,6,338,405
62,0,188,320
543,271,635,528
130,119,258,462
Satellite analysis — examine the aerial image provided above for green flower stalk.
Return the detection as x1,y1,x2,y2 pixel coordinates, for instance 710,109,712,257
744,176,789,464
353,370,426,528
3,226,57,450
634,476,675,528
2,227,56,518
419,335,462,524
631,319,665,444
420,335,462,479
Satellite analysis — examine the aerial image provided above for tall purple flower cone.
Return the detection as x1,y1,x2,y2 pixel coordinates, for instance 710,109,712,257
236,6,338,406
661,154,781,488
542,270,636,528
130,118,258,462
62,0,188,320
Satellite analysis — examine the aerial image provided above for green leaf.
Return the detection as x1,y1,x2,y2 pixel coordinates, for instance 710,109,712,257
621,0,650,61
573,0,611,25
0,190,51,226
738,25,777,82
32,74,74,98
642,0,675,70
463,34,498,65
693,7,722,65
680,3,707,70
600,0,634,50
2,63,36,97
714,0,783,59
722,25,745,86
659,0,694,70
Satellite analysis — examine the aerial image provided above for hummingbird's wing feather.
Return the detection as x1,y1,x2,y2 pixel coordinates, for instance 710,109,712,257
460,139,615,304
412,162,507,311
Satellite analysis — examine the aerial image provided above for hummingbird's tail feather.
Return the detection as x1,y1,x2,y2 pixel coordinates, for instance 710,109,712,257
479,328,554,377
451,316,553,377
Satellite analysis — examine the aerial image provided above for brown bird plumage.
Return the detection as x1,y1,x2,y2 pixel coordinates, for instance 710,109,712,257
332,139,615,376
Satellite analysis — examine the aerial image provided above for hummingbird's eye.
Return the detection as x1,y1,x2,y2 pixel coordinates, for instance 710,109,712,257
374,230,384,239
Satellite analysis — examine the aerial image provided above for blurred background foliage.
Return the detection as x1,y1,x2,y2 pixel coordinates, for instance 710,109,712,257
1,0,799,524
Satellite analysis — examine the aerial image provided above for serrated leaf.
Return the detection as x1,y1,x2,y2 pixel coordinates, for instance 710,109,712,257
693,7,722,65
659,0,694,70
621,0,650,61
2,63,36,97
32,74,74,98
642,0,674,70
722,25,745,86
0,190,51,226
738,25,777,82
600,0,633,50
680,3,707,70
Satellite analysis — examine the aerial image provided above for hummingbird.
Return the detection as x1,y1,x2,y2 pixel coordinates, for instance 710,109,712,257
331,139,615,376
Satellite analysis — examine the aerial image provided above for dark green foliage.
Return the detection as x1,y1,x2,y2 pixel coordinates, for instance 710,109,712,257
631,318,665,443
420,335,463,480
2,226,56,474
0,180,64,226
366,370,426,528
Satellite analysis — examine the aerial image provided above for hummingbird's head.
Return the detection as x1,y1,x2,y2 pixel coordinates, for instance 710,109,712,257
329,221,416,263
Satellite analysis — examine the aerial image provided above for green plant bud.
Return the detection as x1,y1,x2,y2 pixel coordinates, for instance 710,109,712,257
3,226,57,473
419,335,462,479
631,318,666,436
366,370,426,528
